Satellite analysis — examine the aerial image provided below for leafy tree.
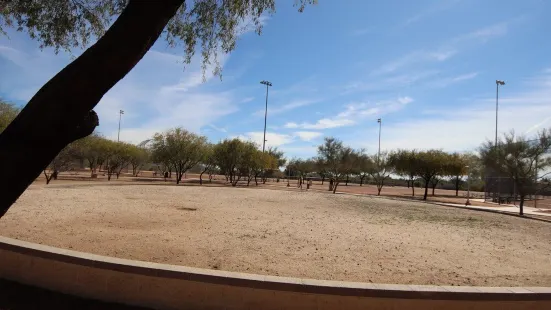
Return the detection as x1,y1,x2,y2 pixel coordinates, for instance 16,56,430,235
416,150,448,200
0,99,19,134
445,152,468,197
73,133,109,177
104,141,134,180
314,157,329,185
264,146,286,182
151,127,207,184
290,158,314,187
479,129,551,215
368,152,393,196
199,143,216,185
390,149,420,196
128,145,150,177
356,152,373,186
0,0,315,217
317,137,359,193
213,138,257,187
43,144,78,184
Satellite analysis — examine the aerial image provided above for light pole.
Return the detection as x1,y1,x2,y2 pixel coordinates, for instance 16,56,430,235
495,80,505,204
117,109,124,142
377,118,382,164
260,80,272,153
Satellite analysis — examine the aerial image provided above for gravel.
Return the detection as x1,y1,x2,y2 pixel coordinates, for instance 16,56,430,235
1,183,550,286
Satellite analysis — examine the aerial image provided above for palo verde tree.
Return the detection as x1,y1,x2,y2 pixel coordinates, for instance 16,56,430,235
356,152,373,186
264,146,286,182
416,150,448,200
104,141,134,180
0,0,315,217
151,127,207,184
479,129,551,215
199,143,216,185
128,144,150,177
74,133,110,177
368,152,393,196
43,143,78,184
390,149,419,196
445,152,468,197
317,137,359,194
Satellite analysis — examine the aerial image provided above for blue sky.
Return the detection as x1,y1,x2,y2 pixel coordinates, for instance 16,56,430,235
2,0,551,159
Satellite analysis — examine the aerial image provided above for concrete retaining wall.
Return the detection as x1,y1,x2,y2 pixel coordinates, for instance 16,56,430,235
1,236,550,309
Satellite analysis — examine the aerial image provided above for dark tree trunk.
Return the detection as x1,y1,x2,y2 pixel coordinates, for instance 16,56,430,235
359,176,364,186
321,175,325,185
0,0,184,218
200,168,208,185
519,194,525,216
432,183,437,196
407,179,410,188
455,176,460,197
332,181,339,194
423,179,429,200
345,175,349,186
411,178,415,196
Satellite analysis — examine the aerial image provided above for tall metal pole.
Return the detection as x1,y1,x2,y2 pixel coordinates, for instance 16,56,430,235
260,80,272,153
377,118,382,164
495,80,505,204
117,109,124,142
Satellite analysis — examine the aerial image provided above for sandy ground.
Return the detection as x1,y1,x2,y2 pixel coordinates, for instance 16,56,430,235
2,183,551,287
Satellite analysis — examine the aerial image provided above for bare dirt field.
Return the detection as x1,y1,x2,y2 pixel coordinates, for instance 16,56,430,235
2,183,551,287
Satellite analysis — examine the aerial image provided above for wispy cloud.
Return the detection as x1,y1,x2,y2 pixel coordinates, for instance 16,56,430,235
347,71,551,152
253,98,320,116
285,97,413,130
237,130,323,148
371,20,514,77
426,72,479,88
403,0,461,26
241,96,255,103
294,131,323,141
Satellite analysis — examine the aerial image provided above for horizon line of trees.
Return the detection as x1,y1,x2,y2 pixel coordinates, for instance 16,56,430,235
2,99,550,216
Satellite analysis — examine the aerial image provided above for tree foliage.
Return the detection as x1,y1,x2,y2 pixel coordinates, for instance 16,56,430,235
317,137,360,193
0,99,19,134
416,150,448,200
151,127,207,184
368,152,393,196
479,129,551,214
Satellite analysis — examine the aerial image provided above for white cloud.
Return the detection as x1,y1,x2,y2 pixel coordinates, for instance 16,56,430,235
0,34,242,145
241,97,255,103
403,0,460,26
370,20,514,77
285,96,413,131
237,132,294,148
459,23,508,42
428,50,457,61
426,72,479,88
253,98,319,116
284,122,299,129
298,118,356,130
294,131,322,141
347,72,551,152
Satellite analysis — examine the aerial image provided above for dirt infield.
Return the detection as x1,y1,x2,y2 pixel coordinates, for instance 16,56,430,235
2,184,551,287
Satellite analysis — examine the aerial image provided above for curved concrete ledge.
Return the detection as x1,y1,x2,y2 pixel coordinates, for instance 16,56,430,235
1,236,550,309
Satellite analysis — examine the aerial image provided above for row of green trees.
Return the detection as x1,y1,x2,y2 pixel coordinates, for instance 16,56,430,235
149,127,284,186
39,125,286,187
5,98,548,213
287,137,477,199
